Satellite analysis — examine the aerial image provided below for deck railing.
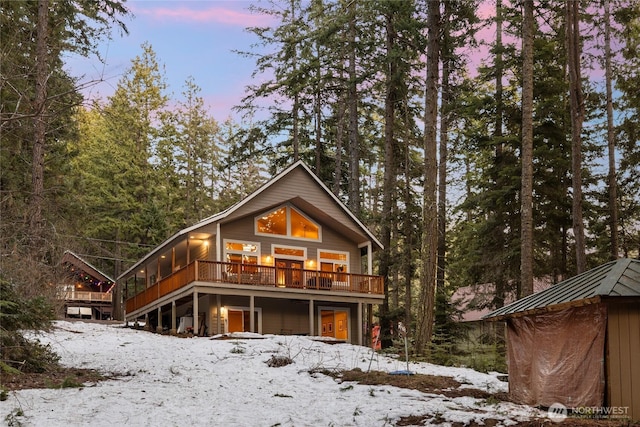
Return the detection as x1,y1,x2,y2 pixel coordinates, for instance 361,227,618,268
60,290,112,303
126,260,383,314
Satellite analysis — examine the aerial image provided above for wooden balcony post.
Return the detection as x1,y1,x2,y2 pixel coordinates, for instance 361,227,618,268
194,260,199,281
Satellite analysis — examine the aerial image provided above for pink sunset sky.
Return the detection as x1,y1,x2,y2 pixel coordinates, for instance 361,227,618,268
66,1,506,122
66,1,274,122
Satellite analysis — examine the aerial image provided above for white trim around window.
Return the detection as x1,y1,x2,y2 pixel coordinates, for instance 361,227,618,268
270,244,307,261
255,203,322,242
318,249,350,272
223,239,261,264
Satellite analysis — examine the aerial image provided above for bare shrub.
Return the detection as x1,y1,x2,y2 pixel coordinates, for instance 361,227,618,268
265,355,293,367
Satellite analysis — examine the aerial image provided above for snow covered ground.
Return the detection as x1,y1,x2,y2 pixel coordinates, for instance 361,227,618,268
1,321,545,426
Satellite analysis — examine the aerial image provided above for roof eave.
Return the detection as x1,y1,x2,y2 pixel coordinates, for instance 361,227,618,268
484,295,602,321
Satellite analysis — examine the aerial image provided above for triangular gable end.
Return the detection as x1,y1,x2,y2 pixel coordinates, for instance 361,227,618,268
118,161,382,280
220,163,379,248
61,250,115,285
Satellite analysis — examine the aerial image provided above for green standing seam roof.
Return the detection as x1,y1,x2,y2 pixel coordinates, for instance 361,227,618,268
483,258,640,320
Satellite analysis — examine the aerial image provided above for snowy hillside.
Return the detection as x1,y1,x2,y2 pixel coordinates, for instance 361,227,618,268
0,321,544,426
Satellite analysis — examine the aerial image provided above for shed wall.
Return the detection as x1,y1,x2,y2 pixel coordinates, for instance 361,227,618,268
506,304,607,408
606,301,640,420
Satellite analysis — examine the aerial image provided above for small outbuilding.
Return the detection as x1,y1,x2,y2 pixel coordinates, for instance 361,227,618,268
484,258,640,420
60,250,115,320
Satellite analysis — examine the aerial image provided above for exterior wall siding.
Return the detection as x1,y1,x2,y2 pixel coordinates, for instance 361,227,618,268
259,298,310,335
193,295,361,343
221,215,362,274
225,168,366,241
606,300,640,420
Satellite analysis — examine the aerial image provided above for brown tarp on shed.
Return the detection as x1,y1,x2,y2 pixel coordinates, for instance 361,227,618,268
506,303,606,407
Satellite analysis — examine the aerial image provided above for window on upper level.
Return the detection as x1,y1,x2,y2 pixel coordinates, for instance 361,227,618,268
256,205,320,241
224,240,260,273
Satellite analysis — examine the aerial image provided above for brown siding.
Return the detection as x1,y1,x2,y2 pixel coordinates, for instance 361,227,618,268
607,301,640,420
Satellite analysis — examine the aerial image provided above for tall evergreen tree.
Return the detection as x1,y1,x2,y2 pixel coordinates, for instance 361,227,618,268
416,0,440,355
0,0,128,281
520,0,534,297
566,0,587,273
613,0,640,257
603,0,619,260
72,43,170,273
158,77,221,228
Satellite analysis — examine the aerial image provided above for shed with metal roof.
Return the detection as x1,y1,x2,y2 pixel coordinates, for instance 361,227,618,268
484,258,640,421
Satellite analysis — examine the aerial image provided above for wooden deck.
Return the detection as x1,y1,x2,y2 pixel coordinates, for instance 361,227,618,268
60,290,112,303
125,260,384,314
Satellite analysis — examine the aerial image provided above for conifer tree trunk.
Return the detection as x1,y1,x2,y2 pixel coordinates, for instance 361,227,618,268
604,0,619,260
378,7,398,348
347,0,360,216
494,0,509,304
566,0,586,273
416,0,440,355
30,0,49,247
333,98,346,195
520,0,534,297
437,1,451,320
291,0,300,162
403,142,413,333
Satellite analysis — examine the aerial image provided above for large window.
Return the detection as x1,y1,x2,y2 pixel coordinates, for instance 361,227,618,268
319,250,349,273
256,205,320,241
224,240,260,273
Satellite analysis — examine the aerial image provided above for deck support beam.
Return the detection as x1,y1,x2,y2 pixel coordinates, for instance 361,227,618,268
249,295,255,333
357,302,363,346
171,301,177,334
156,306,163,333
216,295,222,334
309,299,314,336
193,290,199,335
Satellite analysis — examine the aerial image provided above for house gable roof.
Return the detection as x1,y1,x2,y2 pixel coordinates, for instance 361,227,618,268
62,250,115,284
118,161,382,280
483,258,640,321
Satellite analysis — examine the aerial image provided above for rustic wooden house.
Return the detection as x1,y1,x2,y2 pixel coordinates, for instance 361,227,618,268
115,161,384,345
484,258,640,420
60,250,114,320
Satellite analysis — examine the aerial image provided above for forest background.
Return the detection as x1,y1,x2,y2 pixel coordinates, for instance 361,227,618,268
1,0,639,361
